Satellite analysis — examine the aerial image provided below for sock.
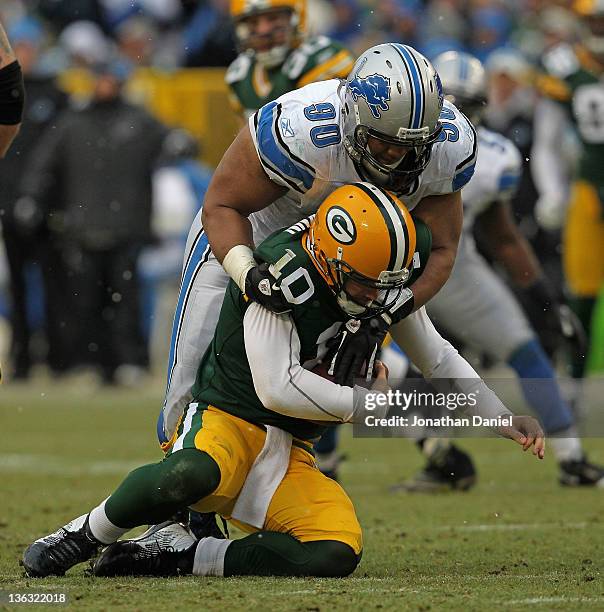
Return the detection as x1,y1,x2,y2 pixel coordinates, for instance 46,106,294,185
548,427,583,463
192,537,232,577
88,499,130,544
508,339,574,434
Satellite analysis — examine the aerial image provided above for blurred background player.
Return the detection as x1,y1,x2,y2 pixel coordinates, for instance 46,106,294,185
226,0,354,120
398,51,602,492
532,0,604,390
0,18,70,381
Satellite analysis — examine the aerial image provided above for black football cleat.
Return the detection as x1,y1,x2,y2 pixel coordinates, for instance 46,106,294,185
391,444,477,493
93,521,197,577
188,511,226,540
22,514,101,577
559,456,604,487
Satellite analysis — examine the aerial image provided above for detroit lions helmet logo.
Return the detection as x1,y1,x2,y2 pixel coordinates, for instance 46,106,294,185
348,73,391,119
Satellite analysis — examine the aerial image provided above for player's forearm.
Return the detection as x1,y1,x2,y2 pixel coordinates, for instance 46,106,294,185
0,21,16,68
202,204,255,263
408,244,456,309
0,124,19,157
244,303,376,423
391,308,512,421
492,239,541,288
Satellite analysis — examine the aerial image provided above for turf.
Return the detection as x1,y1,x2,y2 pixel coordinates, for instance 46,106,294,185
0,380,602,611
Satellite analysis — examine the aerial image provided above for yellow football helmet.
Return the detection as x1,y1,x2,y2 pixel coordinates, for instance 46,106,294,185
230,0,306,68
574,0,604,57
307,182,416,318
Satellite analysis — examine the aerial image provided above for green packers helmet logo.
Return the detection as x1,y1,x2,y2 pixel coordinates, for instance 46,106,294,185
326,206,356,244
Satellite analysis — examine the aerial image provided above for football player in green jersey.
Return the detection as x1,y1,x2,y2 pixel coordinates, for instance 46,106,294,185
226,0,354,119
533,0,604,382
22,184,544,579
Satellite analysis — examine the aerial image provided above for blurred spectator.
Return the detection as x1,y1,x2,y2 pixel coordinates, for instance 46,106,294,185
19,58,169,385
181,0,236,67
138,129,211,355
469,4,512,62
115,15,158,68
0,17,70,380
59,20,112,68
36,0,107,31
327,0,362,47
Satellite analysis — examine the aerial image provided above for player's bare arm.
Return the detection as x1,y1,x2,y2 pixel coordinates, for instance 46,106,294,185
411,190,463,308
0,21,15,67
476,200,541,287
202,126,287,262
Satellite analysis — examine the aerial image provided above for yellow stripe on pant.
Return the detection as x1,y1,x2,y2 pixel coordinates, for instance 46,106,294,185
564,180,604,297
188,406,362,555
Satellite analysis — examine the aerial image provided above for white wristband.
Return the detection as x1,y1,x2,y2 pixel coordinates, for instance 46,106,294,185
222,244,256,293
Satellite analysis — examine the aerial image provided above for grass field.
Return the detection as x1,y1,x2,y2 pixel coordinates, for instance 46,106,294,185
1,379,603,611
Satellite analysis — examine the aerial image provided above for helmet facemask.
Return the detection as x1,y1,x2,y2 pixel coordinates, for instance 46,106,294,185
344,122,442,196
320,247,410,318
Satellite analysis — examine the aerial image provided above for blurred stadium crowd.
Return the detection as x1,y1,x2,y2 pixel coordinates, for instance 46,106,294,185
0,0,602,386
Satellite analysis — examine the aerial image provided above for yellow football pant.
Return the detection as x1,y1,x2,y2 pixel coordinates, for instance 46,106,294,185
564,180,604,297
187,406,363,555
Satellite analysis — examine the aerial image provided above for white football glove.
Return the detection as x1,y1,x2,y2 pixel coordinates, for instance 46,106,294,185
534,193,567,231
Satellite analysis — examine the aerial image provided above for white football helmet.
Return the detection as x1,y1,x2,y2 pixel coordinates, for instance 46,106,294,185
432,51,487,125
343,43,444,195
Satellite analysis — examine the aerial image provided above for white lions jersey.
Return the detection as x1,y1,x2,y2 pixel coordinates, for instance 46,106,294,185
461,126,522,234
248,79,477,243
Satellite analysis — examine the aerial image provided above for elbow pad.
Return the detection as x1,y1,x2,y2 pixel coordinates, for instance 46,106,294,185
0,61,25,125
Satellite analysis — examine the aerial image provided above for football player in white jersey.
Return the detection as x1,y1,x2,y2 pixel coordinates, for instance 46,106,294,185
398,51,603,492
160,43,477,451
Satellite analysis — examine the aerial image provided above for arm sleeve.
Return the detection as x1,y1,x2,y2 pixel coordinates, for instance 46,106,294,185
531,97,571,204
390,307,512,419
243,302,372,422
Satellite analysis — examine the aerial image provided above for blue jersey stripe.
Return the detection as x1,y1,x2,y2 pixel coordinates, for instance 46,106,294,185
453,162,476,191
498,172,521,192
158,230,211,443
256,101,314,191
393,44,423,130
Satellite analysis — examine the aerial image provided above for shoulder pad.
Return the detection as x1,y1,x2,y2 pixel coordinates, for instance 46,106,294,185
226,53,252,85
536,73,571,102
249,82,340,193
429,101,477,193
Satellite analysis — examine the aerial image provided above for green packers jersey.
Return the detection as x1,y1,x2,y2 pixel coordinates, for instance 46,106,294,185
540,44,604,188
225,36,354,117
192,218,431,441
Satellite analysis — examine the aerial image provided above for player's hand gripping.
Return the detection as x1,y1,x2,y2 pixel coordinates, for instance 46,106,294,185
328,316,390,387
244,263,291,314
497,415,545,460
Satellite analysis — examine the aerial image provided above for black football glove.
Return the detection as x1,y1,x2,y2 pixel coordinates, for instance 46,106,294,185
244,263,291,314
327,316,390,387
326,287,415,386
522,278,586,359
